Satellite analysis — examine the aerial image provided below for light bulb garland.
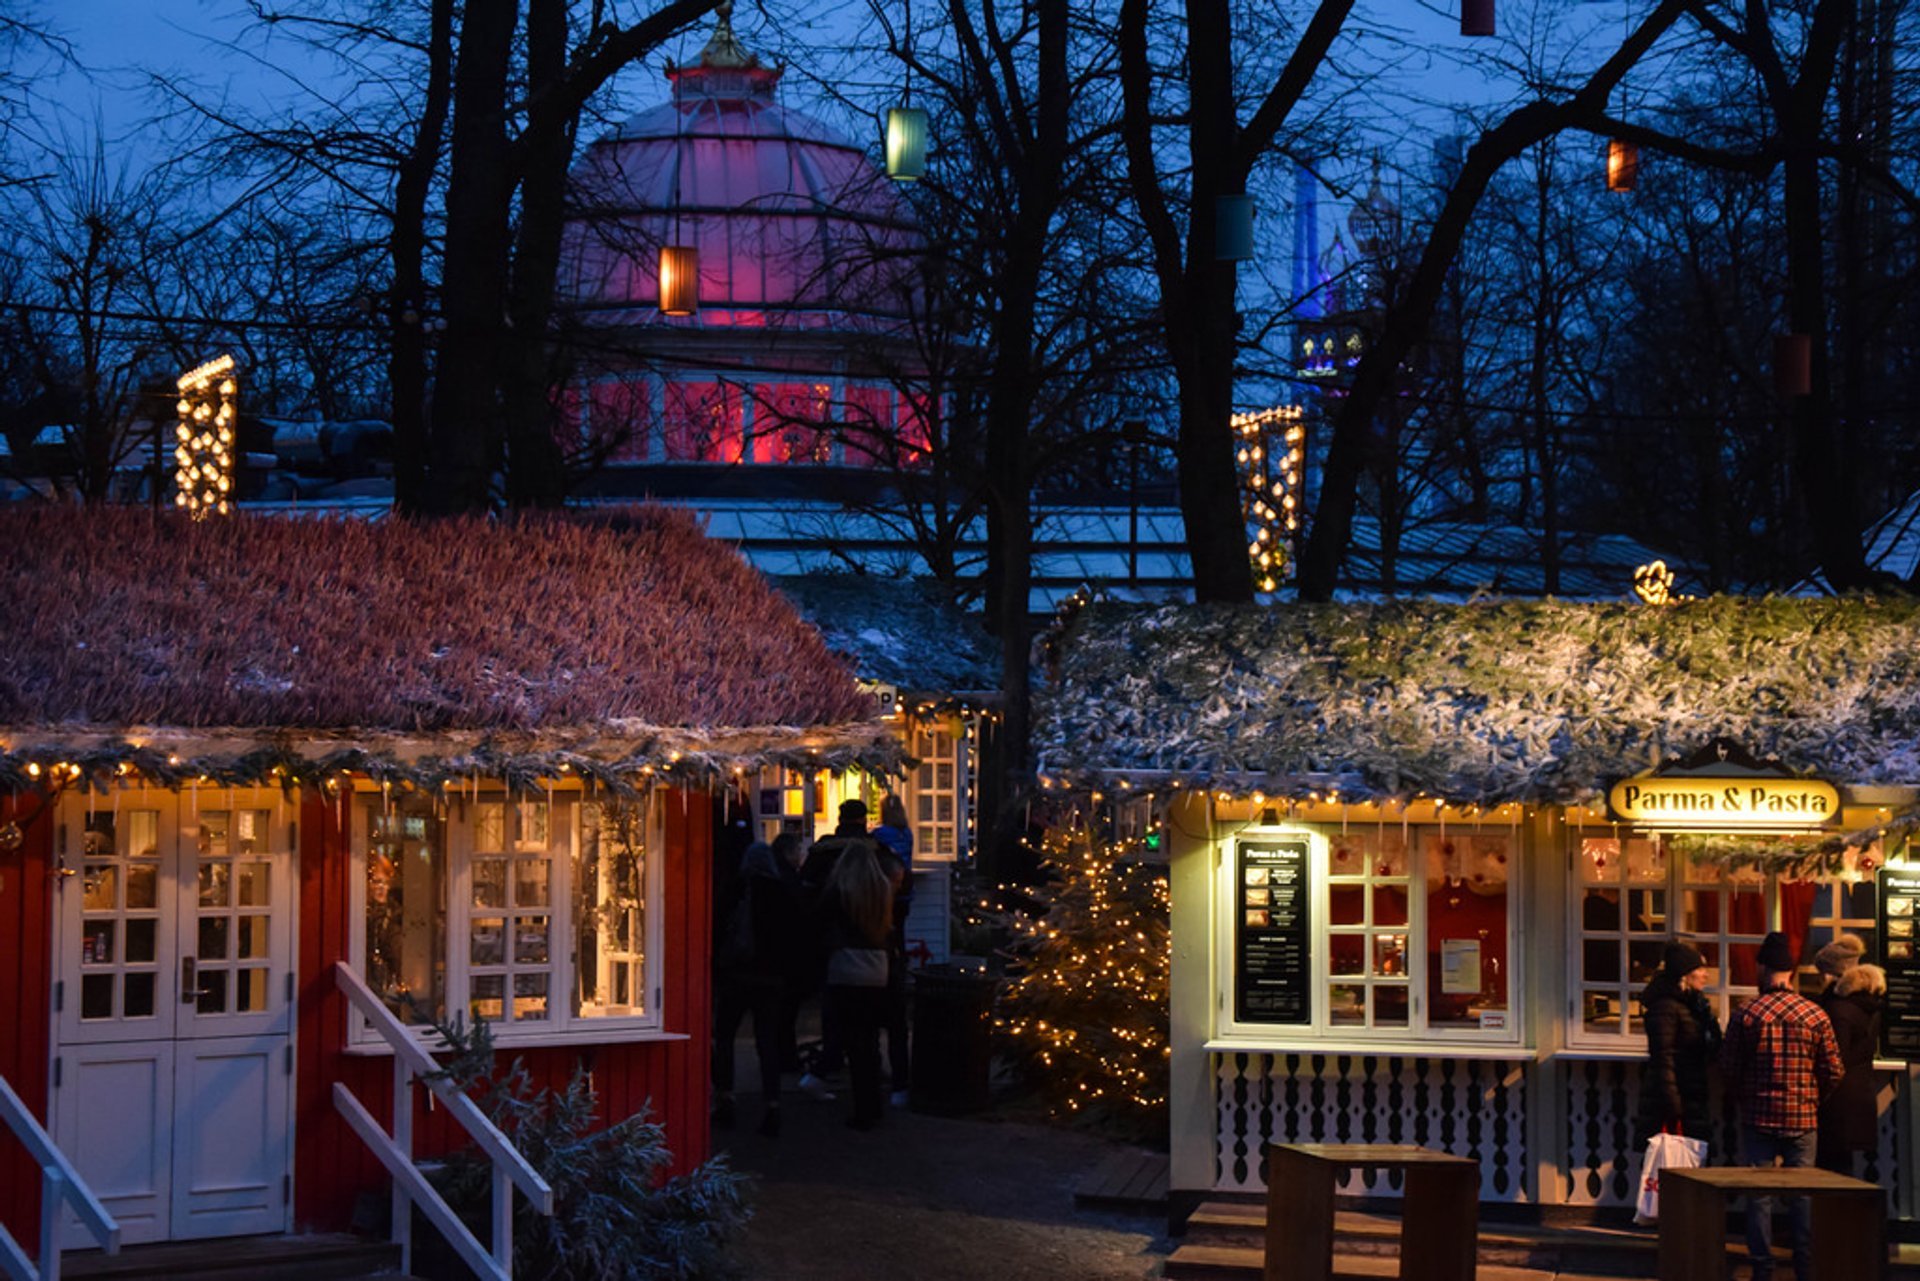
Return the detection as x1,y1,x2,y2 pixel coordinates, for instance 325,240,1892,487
1232,406,1305,592
175,354,238,518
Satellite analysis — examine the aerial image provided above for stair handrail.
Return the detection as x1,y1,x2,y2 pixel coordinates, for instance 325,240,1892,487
0,1073,119,1281
331,961,554,1281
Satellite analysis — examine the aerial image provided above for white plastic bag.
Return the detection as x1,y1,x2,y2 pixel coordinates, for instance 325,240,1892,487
1634,1130,1708,1225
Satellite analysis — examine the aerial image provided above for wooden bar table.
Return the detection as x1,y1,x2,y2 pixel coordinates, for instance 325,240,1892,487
1263,1143,1478,1281
1657,1166,1885,1281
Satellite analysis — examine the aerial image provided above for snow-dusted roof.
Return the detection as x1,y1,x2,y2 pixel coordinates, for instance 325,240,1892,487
773,575,999,696
1036,596,1920,802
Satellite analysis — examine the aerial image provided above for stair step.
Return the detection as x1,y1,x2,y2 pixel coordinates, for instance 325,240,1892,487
62,1234,404,1281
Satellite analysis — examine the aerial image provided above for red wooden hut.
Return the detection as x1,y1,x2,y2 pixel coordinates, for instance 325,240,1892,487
0,505,893,1264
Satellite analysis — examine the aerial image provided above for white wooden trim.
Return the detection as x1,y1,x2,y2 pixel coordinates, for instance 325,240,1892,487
332,1084,508,1281
333,963,554,1213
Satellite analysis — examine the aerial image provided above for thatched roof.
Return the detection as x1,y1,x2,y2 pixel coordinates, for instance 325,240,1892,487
1035,596,1920,803
0,505,894,786
773,574,999,697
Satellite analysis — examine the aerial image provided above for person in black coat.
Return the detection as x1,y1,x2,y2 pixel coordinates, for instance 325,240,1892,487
1636,940,1723,1145
712,840,811,1136
1817,962,1886,1173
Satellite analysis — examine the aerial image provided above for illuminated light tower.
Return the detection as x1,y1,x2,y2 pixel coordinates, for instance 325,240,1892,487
176,354,238,518
1234,406,1307,592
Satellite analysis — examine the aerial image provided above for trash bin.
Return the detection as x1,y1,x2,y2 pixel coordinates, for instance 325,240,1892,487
910,963,996,1114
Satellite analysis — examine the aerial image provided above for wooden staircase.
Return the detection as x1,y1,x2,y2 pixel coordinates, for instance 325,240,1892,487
60,1234,408,1281
1164,1198,1920,1281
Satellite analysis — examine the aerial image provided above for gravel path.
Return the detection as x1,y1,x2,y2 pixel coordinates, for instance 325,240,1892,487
713,1080,1171,1280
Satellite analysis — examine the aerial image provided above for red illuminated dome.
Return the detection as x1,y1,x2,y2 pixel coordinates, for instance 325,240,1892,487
555,5,929,473
562,7,921,332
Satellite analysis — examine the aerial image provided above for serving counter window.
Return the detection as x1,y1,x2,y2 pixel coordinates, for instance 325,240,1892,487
1222,826,1517,1044
1573,831,1879,1047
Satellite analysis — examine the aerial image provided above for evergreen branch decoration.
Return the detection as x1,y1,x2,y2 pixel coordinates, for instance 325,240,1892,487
1036,596,1920,803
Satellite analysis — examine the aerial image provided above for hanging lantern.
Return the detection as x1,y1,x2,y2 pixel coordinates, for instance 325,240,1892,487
1774,334,1812,398
1606,139,1638,192
1215,194,1255,261
886,107,929,181
659,244,699,317
1461,0,1494,36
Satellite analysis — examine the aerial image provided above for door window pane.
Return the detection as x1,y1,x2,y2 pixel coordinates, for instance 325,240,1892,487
1426,832,1511,1031
123,972,155,1018
365,798,448,1025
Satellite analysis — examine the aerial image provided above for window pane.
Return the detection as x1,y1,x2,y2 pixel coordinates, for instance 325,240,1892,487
1329,933,1364,976
1582,888,1620,931
125,864,157,910
123,972,154,1019
1374,985,1410,1028
81,974,113,1020
1583,938,1620,983
237,968,269,1013
1373,933,1407,977
1329,886,1364,926
574,798,649,1019
198,863,229,908
1427,832,1510,1028
126,919,157,964
197,968,227,1014
471,918,506,966
198,812,231,856
514,860,551,908
199,917,229,960
1583,990,1624,1036
1328,984,1365,1026
365,799,447,1025
514,917,549,964
473,859,507,909
474,803,506,853
513,973,549,1021
238,863,269,906
83,864,117,911
1373,885,1408,927
237,916,268,960
1628,940,1664,986
471,975,505,1022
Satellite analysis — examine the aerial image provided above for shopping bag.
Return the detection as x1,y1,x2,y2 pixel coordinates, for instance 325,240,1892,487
1634,1130,1708,1225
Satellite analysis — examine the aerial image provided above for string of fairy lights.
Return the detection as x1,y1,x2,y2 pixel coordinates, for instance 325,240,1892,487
1233,405,1305,592
175,354,238,518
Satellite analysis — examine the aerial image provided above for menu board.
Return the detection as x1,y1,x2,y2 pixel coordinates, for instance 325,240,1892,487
1879,866,1920,1059
1234,839,1311,1024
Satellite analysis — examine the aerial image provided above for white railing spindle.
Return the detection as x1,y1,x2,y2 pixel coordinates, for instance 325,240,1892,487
0,1074,119,1281
332,962,553,1280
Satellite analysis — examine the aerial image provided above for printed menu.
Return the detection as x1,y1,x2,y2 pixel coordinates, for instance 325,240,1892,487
1878,866,1920,1059
1234,839,1311,1024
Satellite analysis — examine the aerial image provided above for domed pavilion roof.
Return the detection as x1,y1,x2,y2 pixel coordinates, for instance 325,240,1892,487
561,5,922,334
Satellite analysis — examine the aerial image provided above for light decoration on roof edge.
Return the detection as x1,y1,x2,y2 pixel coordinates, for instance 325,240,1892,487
175,354,237,518
1233,406,1305,592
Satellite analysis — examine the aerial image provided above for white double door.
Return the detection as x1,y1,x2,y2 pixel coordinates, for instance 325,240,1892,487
52,789,296,1245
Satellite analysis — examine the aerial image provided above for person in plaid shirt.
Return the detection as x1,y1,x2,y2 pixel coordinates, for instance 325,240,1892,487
1720,931,1845,1281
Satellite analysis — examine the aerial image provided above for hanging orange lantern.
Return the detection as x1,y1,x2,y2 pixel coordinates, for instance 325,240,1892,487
1461,0,1494,36
1606,139,1638,192
659,245,699,317
886,106,929,181
1774,334,1812,398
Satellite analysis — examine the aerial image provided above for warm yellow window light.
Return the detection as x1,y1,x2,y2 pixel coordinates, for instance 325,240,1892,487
175,354,237,519
659,244,699,316
1606,139,1639,192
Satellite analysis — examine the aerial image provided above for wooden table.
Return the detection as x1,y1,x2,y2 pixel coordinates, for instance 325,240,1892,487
1657,1166,1885,1281
1263,1143,1478,1281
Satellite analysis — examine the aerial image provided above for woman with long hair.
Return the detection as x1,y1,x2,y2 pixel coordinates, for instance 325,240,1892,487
822,839,896,1128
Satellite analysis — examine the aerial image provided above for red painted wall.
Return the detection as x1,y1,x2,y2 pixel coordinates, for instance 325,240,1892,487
293,787,714,1233
0,789,55,1251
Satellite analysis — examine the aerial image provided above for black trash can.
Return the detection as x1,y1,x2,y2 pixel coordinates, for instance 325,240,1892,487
909,963,996,1115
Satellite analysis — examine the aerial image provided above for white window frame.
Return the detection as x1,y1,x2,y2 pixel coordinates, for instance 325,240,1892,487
1213,823,1525,1049
348,785,667,1048
1564,828,1871,1051
907,715,968,863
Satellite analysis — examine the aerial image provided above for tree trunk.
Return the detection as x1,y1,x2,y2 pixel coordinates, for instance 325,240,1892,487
389,0,453,513
423,0,517,515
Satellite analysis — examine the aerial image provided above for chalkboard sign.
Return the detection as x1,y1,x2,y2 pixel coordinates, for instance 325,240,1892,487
1234,839,1312,1024
1879,866,1920,1059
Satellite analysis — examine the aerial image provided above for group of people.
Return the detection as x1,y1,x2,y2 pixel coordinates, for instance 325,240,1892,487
1637,929,1887,1281
710,796,916,1137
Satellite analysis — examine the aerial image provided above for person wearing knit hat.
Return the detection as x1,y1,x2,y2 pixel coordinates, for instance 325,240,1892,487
1812,933,1865,987
1720,930,1843,1281
1635,938,1720,1147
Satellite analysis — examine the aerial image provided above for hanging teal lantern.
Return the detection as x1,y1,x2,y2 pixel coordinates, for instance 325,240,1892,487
886,106,929,181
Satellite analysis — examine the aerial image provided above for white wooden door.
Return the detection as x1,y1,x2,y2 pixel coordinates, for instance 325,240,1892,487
53,790,296,1244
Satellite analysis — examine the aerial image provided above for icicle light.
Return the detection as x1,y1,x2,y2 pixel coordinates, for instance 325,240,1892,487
885,106,928,181
175,354,238,519
1233,405,1306,591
